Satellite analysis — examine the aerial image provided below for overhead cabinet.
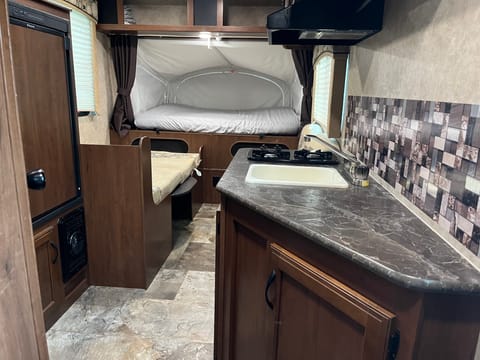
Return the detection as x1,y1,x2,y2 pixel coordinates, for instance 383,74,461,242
97,0,282,36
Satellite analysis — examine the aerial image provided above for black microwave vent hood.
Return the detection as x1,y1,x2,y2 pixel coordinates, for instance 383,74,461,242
267,0,385,45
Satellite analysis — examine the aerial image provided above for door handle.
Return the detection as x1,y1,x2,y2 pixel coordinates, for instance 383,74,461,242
27,169,46,190
49,241,59,264
265,270,276,310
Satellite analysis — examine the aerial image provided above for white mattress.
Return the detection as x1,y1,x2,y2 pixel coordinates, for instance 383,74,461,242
135,104,300,135
151,151,201,205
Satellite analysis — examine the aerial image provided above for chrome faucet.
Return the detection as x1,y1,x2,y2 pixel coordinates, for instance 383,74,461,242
304,134,369,187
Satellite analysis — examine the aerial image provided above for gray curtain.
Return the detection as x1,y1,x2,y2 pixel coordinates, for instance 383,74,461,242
111,35,138,136
291,46,314,127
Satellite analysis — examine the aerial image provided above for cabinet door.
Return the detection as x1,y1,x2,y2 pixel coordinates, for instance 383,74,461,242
228,221,274,360
35,226,63,328
270,243,395,360
10,23,77,218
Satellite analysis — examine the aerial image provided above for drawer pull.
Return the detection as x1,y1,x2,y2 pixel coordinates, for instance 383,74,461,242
49,241,59,264
265,269,276,310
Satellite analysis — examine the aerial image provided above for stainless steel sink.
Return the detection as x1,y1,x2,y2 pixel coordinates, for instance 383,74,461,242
245,164,349,188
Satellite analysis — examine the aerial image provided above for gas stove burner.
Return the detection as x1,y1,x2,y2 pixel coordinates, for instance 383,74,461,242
249,146,291,161
248,146,339,165
260,144,283,151
294,149,334,161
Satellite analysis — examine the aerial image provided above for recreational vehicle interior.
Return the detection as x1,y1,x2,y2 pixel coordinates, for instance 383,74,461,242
1,0,480,359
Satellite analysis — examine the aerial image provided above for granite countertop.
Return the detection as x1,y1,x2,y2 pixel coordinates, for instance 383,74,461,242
216,149,480,294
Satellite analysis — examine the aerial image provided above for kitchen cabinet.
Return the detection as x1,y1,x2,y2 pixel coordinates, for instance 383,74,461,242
270,243,394,360
33,214,89,330
34,226,63,329
228,221,274,360
216,197,480,360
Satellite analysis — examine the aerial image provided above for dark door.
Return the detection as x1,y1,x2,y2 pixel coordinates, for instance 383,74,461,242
34,225,63,329
10,23,77,218
270,243,395,360
230,221,274,360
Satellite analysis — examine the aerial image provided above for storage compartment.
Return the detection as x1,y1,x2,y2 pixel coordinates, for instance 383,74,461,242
97,0,283,36
123,0,189,26
223,0,279,27
194,0,217,26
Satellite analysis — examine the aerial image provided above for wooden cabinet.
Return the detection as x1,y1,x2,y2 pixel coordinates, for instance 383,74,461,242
229,223,274,360
216,197,480,360
33,215,89,330
97,0,282,36
34,226,63,329
270,243,394,360
218,205,394,360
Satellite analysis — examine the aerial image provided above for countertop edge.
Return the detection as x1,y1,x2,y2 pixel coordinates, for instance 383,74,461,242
217,184,480,295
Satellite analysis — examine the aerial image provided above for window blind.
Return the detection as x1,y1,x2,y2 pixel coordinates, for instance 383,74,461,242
70,10,95,112
312,55,333,127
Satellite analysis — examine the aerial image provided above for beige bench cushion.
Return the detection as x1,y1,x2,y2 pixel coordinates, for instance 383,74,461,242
151,151,201,205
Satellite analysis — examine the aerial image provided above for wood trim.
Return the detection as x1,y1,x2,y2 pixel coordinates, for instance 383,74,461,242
214,205,225,359
96,23,267,36
0,0,48,357
186,0,194,25
116,0,124,25
33,225,55,247
271,243,395,326
216,0,223,26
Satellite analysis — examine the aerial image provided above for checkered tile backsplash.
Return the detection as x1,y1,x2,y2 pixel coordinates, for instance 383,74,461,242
344,96,480,256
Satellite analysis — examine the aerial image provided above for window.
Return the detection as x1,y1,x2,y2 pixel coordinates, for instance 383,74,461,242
312,50,349,138
312,54,334,128
70,9,95,113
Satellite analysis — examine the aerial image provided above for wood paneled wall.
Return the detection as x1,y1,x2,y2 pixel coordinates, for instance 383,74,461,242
0,0,48,357
81,138,172,289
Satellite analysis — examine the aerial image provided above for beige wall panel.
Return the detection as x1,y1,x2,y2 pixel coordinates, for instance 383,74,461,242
224,6,278,26
129,5,186,25
348,0,480,104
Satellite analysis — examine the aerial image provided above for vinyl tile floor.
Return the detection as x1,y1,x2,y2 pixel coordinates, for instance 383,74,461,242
47,203,219,360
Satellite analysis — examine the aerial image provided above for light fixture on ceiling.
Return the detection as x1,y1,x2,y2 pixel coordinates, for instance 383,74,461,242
199,31,212,48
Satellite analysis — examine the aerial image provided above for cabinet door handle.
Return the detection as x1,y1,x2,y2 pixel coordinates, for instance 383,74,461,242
49,241,59,264
265,270,276,310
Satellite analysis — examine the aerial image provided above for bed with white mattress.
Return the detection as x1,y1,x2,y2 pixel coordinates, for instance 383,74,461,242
134,104,300,135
